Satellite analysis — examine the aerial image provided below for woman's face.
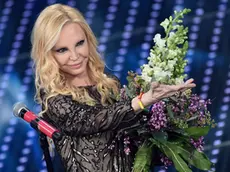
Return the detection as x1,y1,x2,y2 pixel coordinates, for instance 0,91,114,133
52,22,90,80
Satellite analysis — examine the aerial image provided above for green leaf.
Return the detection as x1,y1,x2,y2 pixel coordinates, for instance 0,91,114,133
184,126,210,138
166,106,174,118
160,142,192,172
133,143,153,172
177,145,212,170
153,131,168,143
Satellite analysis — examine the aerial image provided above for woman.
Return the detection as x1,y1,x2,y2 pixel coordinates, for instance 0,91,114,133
31,4,195,172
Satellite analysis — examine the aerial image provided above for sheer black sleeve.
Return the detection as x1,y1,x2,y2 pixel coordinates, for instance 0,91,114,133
42,94,139,137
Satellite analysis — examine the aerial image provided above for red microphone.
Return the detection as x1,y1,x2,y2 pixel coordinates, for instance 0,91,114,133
13,102,62,141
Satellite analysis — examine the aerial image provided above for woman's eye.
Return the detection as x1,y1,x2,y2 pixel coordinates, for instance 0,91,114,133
76,40,85,46
56,48,67,53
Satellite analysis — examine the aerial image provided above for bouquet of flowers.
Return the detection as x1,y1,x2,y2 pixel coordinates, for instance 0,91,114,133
121,9,215,172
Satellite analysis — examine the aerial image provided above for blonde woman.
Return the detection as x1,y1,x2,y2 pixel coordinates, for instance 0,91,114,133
31,4,195,172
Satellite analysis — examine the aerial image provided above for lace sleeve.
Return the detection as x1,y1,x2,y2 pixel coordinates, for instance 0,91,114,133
43,94,139,137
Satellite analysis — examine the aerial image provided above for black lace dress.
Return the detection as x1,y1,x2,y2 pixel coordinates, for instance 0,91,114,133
41,86,142,172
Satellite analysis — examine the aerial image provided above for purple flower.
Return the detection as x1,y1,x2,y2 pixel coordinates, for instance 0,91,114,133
160,154,173,169
124,147,131,155
149,101,167,131
123,136,131,155
190,136,204,152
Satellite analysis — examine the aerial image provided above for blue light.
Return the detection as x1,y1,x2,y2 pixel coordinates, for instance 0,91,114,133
5,1,14,7
106,13,115,20
141,43,150,50
191,25,199,32
17,26,26,33
204,68,213,75
3,8,11,15
152,3,162,10
25,3,34,9
3,136,12,144
23,10,32,17
116,56,125,63
223,96,230,102
110,0,119,5
128,9,137,16
1,16,9,22
122,32,131,39
131,1,139,8
219,113,227,119
20,18,29,25
9,118,17,125
215,130,223,136
203,76,211,83
146,26,155,34
6,127,15,134
85,11,94,18
108,6,117,13
0,23,6,30
104,21,113,28
113,65,123,71
193,17,201,24
118,48,127,55
124,24,133,32
0,153,6,160
27,130,36,138
102,29,111,36
211,158,218,163
201,85,209,92
22,148,31,155
140,52,148,59
196,8,204,16
120,40,129,47
126,16,135,23
19,157,28,163
88,3,97,10
213,28,222,35
150,11,159,18
24,139,33,146
211,149,219,155
98,44,106,52
217,121,225,128
220,105,228,111
16,165,25,172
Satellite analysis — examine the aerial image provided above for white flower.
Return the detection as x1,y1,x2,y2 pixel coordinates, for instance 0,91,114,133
160,18,170,31
153,34,166,48
141,72,152,83
153,66,172,82
167,59,177,71
175,77,184,84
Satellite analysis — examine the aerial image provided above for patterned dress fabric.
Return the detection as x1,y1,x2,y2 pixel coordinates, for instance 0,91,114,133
41,85,141,172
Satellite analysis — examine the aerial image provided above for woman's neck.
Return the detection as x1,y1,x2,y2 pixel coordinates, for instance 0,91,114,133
67,73,94,87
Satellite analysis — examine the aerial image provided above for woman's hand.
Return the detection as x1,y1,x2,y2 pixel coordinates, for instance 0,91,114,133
141,78,196,107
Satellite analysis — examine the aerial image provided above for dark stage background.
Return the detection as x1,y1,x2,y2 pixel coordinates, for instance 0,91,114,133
0,0,230,171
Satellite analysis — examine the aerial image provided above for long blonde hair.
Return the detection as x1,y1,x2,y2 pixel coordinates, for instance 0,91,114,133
31,4,119,112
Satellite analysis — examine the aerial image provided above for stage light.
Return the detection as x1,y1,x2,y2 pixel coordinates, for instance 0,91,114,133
116,56,125,63
120,40,129,47
22,148,30,155
218,121,225,128
16,165,25,172
0,154,6,160
1,145,9,152
203,76,211,83
19,157,28,163
211,149,219,155
215,130,223,136
213,140,222,146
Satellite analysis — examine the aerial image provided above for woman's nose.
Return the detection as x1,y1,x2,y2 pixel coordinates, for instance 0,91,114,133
69,51,79,61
